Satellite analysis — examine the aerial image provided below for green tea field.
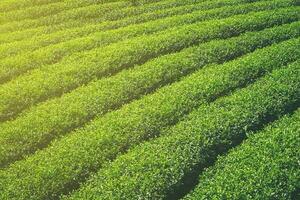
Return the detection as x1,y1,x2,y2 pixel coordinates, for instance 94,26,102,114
0,0,299,199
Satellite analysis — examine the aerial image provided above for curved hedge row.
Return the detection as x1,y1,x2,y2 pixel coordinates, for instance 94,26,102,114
0,1,69,24
0,0,197,34
0,0,130,24
0,37,299,199
0,0,62,13
0,0,236,44
0,7,298,121
0,1,127,31
1,23,299,167
185,107,300,200
0,0,254,58
0,0,272,83
66,60,300,200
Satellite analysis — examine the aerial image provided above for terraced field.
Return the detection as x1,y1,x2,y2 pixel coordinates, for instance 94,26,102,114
0,0,299,199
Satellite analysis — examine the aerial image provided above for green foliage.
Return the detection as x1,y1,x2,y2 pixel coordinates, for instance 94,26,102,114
0,0,209,44
65,60,300,200
185,107,300,200
1,18,299,168
130,0,139,6
0,2,124,33
0,1,298,199
0,5,298,122
0,0,236,85
0,0,259,58
0,36,299,199
0,0,279,84
0,0,195,34
0,0,62,13
0,0,127,24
